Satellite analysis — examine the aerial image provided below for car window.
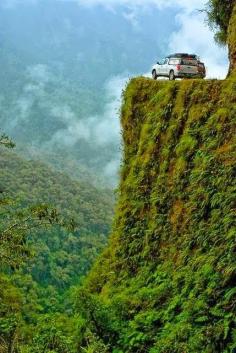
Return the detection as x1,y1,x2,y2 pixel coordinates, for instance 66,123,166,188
181,59,198,66
158,59,166,65
169,59,180,65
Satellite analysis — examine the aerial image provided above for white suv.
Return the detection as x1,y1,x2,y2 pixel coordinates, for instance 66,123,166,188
152,53,206,80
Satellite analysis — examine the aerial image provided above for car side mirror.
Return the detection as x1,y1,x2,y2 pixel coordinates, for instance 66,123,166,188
157,61,160,65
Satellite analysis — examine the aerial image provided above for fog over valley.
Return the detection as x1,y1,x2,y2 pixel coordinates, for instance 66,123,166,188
0,0,228,185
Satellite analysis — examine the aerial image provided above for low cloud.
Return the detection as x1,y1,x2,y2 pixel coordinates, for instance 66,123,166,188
27,64,51,83
49,75,128,148
47,75,128,183
104,159,121,179
6,64,51,130
4,61,127,184
3,62,126,184
7,97,33,130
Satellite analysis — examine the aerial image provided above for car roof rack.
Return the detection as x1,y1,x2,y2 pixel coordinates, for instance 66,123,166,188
167,53,198,59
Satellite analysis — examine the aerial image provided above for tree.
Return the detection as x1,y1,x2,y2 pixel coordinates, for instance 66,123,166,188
0,134,65,352
206,0,234,44
0,134,15,149
206,0,236,75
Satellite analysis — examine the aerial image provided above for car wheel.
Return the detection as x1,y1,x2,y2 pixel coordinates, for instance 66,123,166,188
152,70,158,80
169,70,175,81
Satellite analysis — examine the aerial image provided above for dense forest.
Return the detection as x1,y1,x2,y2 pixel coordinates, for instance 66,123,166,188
0,148,114,285
0,0,235,352
0,144,114,352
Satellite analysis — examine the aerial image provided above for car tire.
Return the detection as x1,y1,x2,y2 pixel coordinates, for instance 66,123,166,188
169,70,175,81
152,70,158,80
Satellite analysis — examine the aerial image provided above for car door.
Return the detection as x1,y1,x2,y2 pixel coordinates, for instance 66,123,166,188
163,58,169,75
156,59,166,75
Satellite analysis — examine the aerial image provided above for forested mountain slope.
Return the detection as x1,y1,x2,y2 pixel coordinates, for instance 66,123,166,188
0,148,114,352
76,6,236,353
0,149,114,288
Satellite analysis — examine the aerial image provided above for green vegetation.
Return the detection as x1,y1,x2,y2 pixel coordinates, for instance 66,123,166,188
75,76,236,352
0,149,114,286
0,147,114,352
207,1,236,75
0,2,235,352
73,13,236,352
227,4,236,75
0,134,15,149
207,0,234,44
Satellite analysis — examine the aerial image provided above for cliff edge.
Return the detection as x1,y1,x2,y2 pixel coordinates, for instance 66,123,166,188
77,6,236,353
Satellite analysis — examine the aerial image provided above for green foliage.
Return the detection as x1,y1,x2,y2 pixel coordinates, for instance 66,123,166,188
0,150,114,287
23,313,80,353
79,77,236,353
0,275,23,353
0,144,114,351
206,0,236,76
1,9,236,347
206,0,234,44
227,4,236,76
0,201,61,268
74,288,120,351
80,333,109,353
0,134,15,149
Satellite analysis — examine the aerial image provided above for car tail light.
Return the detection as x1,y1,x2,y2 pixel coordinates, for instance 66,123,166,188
176,64,181,71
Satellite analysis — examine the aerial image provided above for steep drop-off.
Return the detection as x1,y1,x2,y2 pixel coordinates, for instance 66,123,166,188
79,72,236,352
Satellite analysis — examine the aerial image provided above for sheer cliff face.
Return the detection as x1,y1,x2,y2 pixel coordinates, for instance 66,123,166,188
85,77,236,352
228,4,236,75
82,8,236,352
113,78,235,277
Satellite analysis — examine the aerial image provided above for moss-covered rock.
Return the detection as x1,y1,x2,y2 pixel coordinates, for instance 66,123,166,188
81,77,236,353
77,7,236,352
228,4,236,76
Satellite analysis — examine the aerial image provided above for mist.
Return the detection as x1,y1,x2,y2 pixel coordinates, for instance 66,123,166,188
0,0,228,186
